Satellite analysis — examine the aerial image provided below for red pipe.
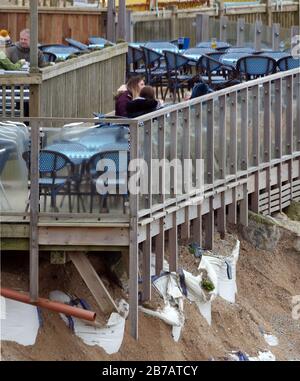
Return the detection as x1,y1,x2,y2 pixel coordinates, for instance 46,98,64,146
1,288,96,322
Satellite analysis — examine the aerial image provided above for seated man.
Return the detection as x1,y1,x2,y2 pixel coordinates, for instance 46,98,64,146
0,30,24,70
6,29,44,67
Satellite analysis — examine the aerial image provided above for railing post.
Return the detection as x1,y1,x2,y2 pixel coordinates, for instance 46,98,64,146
228,92,237,224
125,10,134,42
129,121,139,340
107,0,116,43
117,0,126,41
272,23,280,51
170,5,178,41
29,119,40,302
142,120,152,302
196,14,209,44
264,0,273,27
30,0,39,72
254,19,262,51
237,18,245,47
220,15,228,42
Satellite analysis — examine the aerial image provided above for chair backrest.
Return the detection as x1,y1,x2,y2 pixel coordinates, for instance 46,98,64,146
277,56,300,71
88,150,129,178
237,56,277,77
164,50,189,71
142,46,163,67
65,38,89,51
22,150,73,175
43,52,57,63
197,54,223,74
127,46,144,66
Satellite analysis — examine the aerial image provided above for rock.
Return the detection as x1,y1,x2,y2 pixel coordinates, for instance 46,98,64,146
293,235,300,253
242,212,281,251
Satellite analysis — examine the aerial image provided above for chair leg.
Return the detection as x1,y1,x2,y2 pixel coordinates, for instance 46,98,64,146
90,184,94,213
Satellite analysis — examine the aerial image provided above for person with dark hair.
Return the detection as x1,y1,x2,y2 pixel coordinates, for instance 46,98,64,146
126,85,160,118
115,75,145,117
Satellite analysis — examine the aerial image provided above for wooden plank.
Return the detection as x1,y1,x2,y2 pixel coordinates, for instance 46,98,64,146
29,0,39,72
129,121,139,339
29,119,40,301
196,13,209,43
229,92,237,175
169,110,178,272
181,107,190,239
228,187,237,224
237,18,245,46
254,19,262,51
219,95,226,179
296,72,300,152
240,88,248,170
250,85,259,212
239,183,248,226
117,0,126,40
69,252,118,314
207,99,214,184
38,226,130,246
203,197,213,250
142,119,152,301
107,0,116,43
272,23,280,50
220,16,228,42
217,192,226,239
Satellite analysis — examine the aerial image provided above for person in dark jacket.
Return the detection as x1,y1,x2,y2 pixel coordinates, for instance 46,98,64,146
115,75,145,117
126,86,159,118
6,29,44,67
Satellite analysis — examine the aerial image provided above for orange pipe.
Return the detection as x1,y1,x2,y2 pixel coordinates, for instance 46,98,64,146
1,288,96,322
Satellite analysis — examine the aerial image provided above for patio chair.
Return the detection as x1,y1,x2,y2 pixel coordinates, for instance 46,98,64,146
22,150,75,212
277,56,300,71
43,52,57,63
196,54,239,90
236,55,277,80
126,46,146,80
87,150,129,214
163,50,198,102
141,46,167,98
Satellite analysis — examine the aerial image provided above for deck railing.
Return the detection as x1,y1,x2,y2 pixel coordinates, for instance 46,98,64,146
0,67,299,339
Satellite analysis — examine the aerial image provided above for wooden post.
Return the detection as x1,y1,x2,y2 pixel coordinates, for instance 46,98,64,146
30,0,39,72
228,92,237,224
29,119,40,301
107,0,116,43
272,23,280,51
126,10,134,42
170,5,178,41
265,0,272,27
196,14,209,44
129,121,139,339
254,20,262,51
237,18,245,47
117,0,126,41
219,0,225,17
220,16,228,42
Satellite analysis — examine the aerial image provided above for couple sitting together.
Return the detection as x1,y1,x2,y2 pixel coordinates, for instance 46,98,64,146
115,75,163,118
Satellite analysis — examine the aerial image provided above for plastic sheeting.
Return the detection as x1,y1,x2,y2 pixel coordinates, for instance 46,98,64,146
0,296,40,346
49,291,128,354
0,121,29,211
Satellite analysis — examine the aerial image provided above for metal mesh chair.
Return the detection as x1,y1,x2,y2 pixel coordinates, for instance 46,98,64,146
0,148,11,210
141,46,167,98
163,50,198,102
277,56,300,71
126,46,146,80
197,54,239,90
87,150,129,214
22,150,75,212
236,55,277,80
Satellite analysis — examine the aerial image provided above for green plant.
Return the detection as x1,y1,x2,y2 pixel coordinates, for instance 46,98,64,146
201,278,215,292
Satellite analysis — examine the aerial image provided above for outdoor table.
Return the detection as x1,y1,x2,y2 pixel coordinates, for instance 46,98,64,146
225,47,257,54
144,42,179,54
183,47,216,62
196,41,231,49
219,52,252,68
40,45,80,60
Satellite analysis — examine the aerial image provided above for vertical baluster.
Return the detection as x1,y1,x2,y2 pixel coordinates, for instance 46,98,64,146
275,78,283,211
217,95,226,238
251,85,260,212
286,75,294,200
181,107,191,240
240,88,249,226
228,92,237,224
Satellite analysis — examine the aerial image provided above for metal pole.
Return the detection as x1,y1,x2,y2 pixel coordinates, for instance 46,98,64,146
30,0,39,72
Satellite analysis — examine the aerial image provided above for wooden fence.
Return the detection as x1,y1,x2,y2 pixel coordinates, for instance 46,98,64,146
0,43,127,117
0,5,107,44
130,2,299,46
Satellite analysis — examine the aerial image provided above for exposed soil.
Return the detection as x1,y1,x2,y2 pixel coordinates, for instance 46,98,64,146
1,224,300,361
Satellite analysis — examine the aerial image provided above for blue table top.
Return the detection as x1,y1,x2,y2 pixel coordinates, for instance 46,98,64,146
40,45,80,60
196,41,231,49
